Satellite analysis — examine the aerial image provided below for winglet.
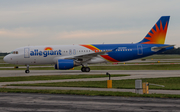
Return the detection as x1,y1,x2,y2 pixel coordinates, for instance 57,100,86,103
139,16,170,44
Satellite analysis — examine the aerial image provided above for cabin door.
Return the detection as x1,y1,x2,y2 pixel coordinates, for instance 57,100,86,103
24,48,30,58
137,45,143,55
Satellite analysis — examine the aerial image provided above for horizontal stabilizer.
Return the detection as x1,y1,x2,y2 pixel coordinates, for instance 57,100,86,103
151,45,174,52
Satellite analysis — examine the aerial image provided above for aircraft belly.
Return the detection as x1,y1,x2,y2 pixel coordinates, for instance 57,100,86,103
17,56,54,65
87,57,107,64
108,51,136,62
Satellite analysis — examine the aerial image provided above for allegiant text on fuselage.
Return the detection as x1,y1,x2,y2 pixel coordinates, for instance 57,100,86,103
30,49,61,57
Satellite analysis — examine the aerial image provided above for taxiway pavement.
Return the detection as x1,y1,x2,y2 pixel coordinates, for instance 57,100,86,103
0,93,180,112
0,70,180,77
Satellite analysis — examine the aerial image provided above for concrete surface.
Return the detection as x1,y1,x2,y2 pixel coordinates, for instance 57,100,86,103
0,93,180,112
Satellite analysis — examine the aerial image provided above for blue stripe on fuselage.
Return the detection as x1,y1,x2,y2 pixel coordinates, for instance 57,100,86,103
92,44,173,62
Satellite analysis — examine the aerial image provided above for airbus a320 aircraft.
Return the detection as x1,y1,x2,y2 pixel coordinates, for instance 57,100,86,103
4,16,174,73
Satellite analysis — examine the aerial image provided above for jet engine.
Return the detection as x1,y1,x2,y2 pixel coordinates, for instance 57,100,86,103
54,59,74,70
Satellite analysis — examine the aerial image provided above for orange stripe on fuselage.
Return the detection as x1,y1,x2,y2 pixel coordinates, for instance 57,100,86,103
101,55,119,62
80,44,119,62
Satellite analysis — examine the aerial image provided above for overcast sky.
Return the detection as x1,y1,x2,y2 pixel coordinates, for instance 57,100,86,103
0,0,180,52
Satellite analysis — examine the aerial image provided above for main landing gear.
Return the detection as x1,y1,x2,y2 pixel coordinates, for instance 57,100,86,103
81,67,90,72
25,65,30,73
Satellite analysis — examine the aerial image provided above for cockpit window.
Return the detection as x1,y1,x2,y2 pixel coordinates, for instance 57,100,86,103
11,51,18,54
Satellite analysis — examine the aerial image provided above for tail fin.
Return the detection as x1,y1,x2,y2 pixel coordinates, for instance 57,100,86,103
138,16,170,44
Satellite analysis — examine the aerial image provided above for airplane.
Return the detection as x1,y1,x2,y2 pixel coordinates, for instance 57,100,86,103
3,16,174,73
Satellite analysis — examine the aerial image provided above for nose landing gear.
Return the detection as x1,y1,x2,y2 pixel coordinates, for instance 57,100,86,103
25,65,30,73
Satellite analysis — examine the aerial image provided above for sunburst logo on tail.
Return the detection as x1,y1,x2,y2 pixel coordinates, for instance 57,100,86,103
139,16,170,44
142,21,168,44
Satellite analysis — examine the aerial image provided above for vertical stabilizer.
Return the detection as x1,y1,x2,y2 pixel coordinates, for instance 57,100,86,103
139,16,170,44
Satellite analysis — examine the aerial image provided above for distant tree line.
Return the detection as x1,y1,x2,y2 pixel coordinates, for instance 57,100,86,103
0,53,9,56
158,47,180,54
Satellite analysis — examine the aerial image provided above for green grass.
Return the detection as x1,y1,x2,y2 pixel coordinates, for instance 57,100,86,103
0,64,53,67
0,67,54,70
0,74,128,82
1,64,180,70
0,64,22,67
144,54,180,59
0,56,5,63
0,56,4,59
11,77,180,90
0,88,180,98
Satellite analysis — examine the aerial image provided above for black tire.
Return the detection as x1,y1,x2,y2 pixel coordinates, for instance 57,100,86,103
85,67,90,72
25,70,30,73
81,67,85,72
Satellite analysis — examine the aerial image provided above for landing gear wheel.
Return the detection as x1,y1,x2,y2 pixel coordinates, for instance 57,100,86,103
25,70,30,73
81,67,86,72
81,67,90,72
25,65,30,73
85,67,90,72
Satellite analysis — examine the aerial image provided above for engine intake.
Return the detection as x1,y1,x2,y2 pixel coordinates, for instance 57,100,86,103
55,59,74,70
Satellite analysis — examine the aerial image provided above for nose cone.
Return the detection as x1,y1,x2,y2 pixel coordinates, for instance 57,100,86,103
3,55,9,63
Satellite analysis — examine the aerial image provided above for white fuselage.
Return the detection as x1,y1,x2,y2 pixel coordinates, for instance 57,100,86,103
4,45,107,65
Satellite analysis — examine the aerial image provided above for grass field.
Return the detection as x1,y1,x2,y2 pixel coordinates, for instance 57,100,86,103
0,64,53,67
0,74,128,82
0,56,5,63
1,55,180,98
1,88,180,98
1,64,180,70
145,54,180,59
10,77,180,90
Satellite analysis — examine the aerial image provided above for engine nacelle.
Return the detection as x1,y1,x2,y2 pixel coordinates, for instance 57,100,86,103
55,59,74,70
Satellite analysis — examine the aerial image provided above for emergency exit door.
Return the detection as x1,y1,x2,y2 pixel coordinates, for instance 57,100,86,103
24,48,30,58
137,45,143,55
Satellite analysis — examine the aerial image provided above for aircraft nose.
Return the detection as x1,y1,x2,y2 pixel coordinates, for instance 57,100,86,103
3,55,9,63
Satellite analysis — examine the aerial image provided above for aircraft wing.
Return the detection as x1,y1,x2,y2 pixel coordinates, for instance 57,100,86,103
53,50,112,64
66,50,112,60
151,45,175,52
